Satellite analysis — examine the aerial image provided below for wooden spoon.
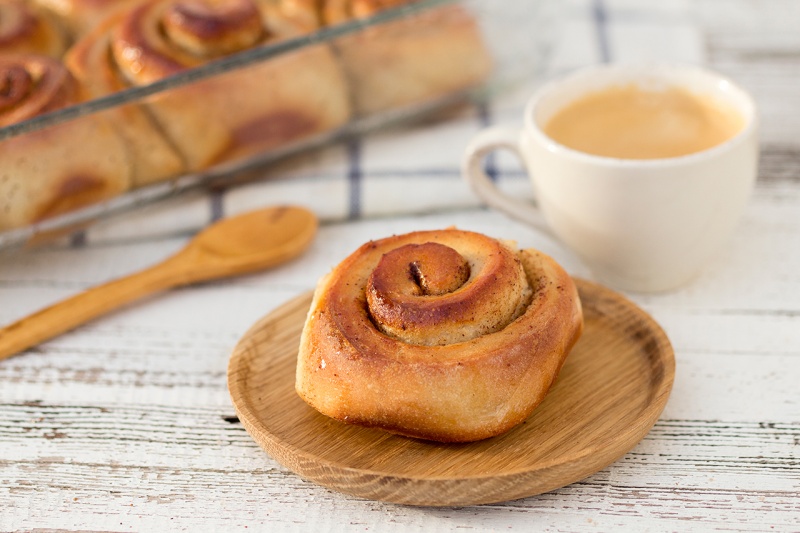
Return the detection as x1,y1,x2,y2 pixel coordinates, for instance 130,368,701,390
0,205,317,362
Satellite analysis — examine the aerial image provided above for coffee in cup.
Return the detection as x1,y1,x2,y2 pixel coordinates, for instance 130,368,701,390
462,63,758,293
542,84,745,160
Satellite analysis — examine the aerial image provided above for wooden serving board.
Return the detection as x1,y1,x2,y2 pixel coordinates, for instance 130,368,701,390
227,279,675,506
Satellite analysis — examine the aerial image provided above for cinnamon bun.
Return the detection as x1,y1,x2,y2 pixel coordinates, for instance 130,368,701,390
0,54,131,230
66,15,186,187
321,0,492,115
296,229,584,442
66,0,351,175
0,0,70,57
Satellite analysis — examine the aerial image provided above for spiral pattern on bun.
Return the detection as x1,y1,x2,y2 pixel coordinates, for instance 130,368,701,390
0,54,75,126
296,229,584,443
0,54,131,230
0,0,70,58
67,0,351,175
111,0,267,83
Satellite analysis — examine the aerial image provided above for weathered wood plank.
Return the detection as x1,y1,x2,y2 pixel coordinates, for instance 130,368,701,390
2,0,800,529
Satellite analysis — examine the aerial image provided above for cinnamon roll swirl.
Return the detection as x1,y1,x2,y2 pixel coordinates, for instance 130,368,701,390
320,0,492,115
0,0,70,57
65,16,185,187
296,229,584,443
66,0,351,175
0,55,131,230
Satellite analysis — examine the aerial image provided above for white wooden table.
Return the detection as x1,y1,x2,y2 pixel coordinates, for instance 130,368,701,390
2,0,800,530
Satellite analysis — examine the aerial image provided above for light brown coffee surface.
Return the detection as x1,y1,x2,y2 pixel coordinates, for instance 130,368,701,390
543,84,744,159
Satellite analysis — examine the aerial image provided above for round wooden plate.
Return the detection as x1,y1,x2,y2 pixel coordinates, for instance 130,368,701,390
228,279,675,506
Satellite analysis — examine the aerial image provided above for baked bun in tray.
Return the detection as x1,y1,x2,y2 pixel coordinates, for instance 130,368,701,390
321,0,492,115
0,54,131,231
65,0,352,176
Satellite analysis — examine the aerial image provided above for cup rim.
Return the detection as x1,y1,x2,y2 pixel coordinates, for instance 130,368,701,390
524,61,758,167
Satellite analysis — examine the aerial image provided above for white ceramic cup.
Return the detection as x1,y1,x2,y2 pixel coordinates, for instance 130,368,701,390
463,63,759,293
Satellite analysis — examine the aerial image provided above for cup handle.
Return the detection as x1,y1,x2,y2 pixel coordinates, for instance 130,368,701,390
462,126,550,233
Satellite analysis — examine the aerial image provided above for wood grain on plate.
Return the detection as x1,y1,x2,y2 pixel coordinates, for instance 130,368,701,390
227,279,675,506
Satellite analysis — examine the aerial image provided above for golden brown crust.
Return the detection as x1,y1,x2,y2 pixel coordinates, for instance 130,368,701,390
67,0,351,173
161,0,264,56
0,54,132,230
320,0,493,115
322,0,407,24
30,0,145,37
267,0,321,30
110,0,269,83
0,54,75,126
286,0,494,115
0,0,71,58
65,14,187,187
296,229,584,443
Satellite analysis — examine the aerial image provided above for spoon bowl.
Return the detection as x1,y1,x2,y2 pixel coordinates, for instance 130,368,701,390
171,205,317,282
0,205,317,361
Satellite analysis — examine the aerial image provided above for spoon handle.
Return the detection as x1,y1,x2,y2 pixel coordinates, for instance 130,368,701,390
0,258,183,362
